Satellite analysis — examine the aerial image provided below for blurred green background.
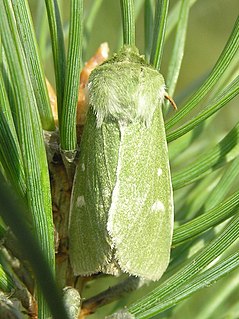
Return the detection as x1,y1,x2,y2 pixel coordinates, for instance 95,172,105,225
29,0,239,133
27,1,239,318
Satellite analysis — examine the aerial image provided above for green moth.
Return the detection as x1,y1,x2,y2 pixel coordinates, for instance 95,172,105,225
69,45,174,281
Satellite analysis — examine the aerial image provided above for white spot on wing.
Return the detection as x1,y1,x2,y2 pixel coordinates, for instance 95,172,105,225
77,196,85,208
152,200,165,212
157,168,162,176
81,163,85,171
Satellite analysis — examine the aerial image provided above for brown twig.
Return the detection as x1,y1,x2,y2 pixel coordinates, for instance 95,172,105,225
79,277,142,318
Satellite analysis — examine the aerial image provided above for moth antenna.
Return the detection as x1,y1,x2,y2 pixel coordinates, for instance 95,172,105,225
164,93,177,110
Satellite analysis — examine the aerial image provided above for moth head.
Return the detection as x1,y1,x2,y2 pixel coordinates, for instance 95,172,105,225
88,46,166,128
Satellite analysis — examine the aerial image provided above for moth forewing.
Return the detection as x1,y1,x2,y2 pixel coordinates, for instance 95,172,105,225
69,112,120,275
69,45,174,280
107,107,173,280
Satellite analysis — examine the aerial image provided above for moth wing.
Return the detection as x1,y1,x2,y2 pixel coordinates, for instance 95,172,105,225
69,110,120,275
107,107,174,280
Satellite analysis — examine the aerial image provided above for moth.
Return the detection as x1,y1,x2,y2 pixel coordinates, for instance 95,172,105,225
69,45,174,281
